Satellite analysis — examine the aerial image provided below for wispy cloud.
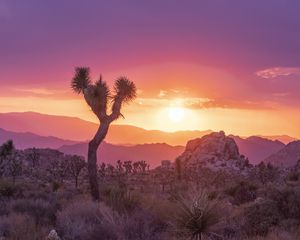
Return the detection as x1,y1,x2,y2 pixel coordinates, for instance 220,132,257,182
256,67,300,79
134,97,271,110
0,87,73,99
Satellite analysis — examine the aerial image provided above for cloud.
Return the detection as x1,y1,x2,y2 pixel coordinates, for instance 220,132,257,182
0,87,74,100
256,67,300,79
133,97,271,110
184,98,270,110
158,90,167,97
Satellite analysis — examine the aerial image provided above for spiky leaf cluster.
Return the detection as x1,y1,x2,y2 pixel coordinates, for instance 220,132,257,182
173,192,222,239
71,67,137,123
71,67,91,94
113,77,137,102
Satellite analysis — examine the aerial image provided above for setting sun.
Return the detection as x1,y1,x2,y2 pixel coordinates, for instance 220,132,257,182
168,107,185,122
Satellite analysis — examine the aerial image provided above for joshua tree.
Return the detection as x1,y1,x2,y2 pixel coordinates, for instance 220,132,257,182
71,67,136,200
7,152,23,184
123,161,133,174
0,140,15,178
47,158,69,184
67,155,86,188
27,148,40,168
175,157,182,181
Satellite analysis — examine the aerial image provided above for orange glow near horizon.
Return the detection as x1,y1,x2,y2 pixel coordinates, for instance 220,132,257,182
0,89,300,138
0,63,299,138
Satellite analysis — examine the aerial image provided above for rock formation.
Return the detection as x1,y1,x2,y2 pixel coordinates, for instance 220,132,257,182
177,131,251,173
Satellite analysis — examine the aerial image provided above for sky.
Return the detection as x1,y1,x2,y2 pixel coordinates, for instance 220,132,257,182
0,0,300,137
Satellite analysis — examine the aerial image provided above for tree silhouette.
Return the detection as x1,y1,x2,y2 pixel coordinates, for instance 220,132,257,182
71,67,136,200
0,140,15,178
67,155,86,188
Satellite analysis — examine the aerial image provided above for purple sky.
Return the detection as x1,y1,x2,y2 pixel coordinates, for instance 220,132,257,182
0,0,300,135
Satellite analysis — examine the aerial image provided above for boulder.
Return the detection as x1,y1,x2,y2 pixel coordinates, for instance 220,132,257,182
178,131,250,172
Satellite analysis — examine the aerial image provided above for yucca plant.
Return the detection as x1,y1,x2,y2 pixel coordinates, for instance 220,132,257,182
173,191,223,240
71,67,136,200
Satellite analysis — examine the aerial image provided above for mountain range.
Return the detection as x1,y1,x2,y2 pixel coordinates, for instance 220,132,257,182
0,128,77,149
0,111,299,166
59,142,184,168
265,141,300,167
0,112,211,145
230,135,285,164
0,112,296,145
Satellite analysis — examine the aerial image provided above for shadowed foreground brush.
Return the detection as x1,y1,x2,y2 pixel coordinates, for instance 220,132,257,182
173,191,223,240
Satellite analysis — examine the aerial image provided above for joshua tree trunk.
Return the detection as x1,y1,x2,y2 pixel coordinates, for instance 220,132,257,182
88,122,109,200
75,176,78,189
71,67,136,200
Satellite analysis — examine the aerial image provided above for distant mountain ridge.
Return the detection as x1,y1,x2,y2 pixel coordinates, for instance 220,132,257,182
230,135,285,164
0,127,184,168
265,141,300,167
257,135,298,145
0,112,297,146
0,112,212,145
0,126,295,167
0,128,77,149
59,142,184,168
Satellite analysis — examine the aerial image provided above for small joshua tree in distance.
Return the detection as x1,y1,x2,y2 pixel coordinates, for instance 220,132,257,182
68,155,86,188
71,67,136,200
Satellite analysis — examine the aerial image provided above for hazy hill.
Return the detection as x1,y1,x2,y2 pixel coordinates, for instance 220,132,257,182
257,135,298,144
0,127,184,167
231,135,285,164
0,128,77,149
0,112,212,145
265,141,300,167
59,142,184,168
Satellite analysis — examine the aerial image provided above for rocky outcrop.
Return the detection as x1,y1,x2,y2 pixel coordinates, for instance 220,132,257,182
177,131,251,173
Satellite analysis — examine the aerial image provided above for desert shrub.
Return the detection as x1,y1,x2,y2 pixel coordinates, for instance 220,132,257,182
10,198,58,225
243,200,282,236
0,180,23,198
23,189,53,201
244,228,300,240
264,187,300,219
224,181,257,205
102,186,141,214
242,187,300,237
56,200,118,240
208,190,219,200
120,209,168,240
0,213,48,239
286,171,299,182
0,201,8,216
52,181,61,192
172,191,223,239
